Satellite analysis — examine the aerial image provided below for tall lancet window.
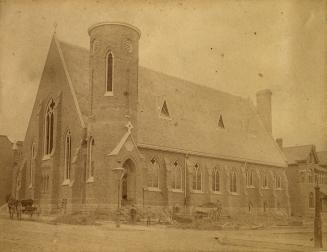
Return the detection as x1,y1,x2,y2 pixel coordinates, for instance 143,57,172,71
64,130,72,180
44,99,55,156
106,52,113,93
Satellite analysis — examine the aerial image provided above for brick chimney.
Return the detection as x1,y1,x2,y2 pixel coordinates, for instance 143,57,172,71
256,89,272,134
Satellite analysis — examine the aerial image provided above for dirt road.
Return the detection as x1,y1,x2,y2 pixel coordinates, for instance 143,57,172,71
0,216,319,251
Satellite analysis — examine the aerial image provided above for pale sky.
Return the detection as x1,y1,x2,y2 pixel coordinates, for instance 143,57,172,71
0,0,326,150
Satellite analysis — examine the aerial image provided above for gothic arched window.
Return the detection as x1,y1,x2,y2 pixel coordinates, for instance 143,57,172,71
148,158,159,188
230,171,237,193
172,161,182,190
192,163,202,191
246,170,254,187
106,52,114,93
44,99,55,156
87,137,95,179
212,168,220,192
64,131,72,180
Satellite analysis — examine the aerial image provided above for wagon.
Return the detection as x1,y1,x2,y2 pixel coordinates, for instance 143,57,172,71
21,199,38,217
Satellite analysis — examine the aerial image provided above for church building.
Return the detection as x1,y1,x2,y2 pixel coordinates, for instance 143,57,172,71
16,22,290,215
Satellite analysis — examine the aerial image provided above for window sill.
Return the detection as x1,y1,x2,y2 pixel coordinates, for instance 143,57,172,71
146,187,161,192
104,91,114,97
170,189,183,193
42,155,52,161
191,190,203,194
211,191,222,195
62,179,71,186
230,192,239,196
28,184,33,189
86,177,94,183
159,115,172,121
262,187,270,190
274,188,282,191
247,185,255,189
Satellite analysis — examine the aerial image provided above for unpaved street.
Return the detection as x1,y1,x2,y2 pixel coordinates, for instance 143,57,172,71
0,216,321,251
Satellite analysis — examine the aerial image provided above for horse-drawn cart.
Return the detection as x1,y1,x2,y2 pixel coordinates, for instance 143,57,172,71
21,199,38,217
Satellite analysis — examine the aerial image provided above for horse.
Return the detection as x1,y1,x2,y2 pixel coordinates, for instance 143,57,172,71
7,197,17,219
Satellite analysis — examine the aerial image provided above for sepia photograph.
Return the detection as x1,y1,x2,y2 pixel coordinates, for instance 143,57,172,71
0,0,327,251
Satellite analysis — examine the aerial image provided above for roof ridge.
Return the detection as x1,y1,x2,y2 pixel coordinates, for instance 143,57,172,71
56,39,89,52
139,66,248,101
55,40,254,103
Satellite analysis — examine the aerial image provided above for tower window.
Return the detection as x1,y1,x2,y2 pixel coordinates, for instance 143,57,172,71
106,52,114,93
44,99,55,156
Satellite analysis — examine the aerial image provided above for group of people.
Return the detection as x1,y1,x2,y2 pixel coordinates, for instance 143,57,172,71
7,197,23,220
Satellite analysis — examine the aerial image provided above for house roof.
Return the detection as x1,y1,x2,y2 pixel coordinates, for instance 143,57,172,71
318,151,327,166
56,38,287,168
283,145,315,165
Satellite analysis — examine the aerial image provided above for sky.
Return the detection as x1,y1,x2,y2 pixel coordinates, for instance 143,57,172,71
0,0,326,150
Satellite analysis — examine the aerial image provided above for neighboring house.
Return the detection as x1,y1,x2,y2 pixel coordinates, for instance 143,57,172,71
282,142,327,217
0,135,22,206
17,22,290,215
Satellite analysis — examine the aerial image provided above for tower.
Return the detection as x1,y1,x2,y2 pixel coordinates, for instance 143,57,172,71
88,22,141,143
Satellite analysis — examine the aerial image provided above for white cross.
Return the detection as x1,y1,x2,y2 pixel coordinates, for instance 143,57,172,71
126,121,134,133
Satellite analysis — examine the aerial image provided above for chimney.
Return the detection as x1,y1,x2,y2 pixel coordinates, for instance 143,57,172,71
276,138,283,149
256,89,272,134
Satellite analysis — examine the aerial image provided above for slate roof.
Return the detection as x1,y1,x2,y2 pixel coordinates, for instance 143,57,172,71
56,38,287,168
282,145,314,165
318,151,327,166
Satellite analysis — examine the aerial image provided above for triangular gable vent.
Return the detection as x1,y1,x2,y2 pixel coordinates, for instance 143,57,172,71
218,114,225,129
161,100,170,118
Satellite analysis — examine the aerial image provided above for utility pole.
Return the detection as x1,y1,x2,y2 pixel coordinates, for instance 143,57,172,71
314,184,323,249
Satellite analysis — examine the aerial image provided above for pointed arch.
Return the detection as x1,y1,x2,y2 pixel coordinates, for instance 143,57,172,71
172,161,182,190
212,168,220,192
160,100,170,118
230,171,237,193
44,98,56,156
218,114,225,129
192,163,202,191
148,157,159,188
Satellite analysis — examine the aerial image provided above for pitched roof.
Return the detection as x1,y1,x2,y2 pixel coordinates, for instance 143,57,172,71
283,145,314,165
57,39,287,168
58,40,90,119
318,151,327,166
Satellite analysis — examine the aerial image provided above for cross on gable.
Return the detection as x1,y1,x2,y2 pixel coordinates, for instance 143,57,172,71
126,121,134,133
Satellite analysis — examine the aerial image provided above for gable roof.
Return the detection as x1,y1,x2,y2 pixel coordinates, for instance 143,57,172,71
318,151,327,166
56,39,287,168
283,145,316,165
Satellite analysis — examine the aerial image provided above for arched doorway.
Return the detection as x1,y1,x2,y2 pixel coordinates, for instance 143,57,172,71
121,159,136,206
